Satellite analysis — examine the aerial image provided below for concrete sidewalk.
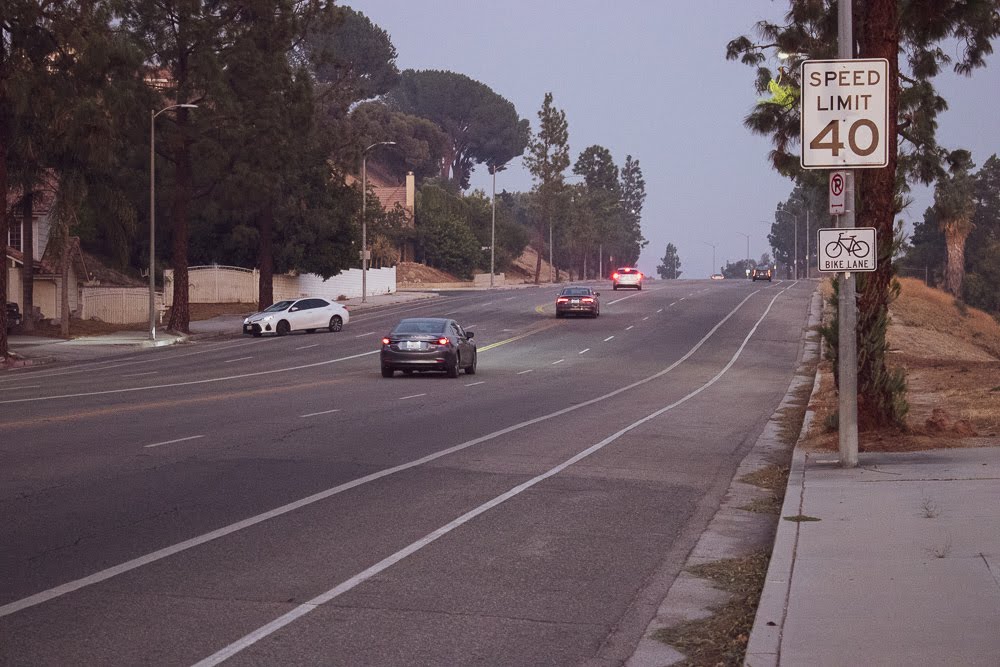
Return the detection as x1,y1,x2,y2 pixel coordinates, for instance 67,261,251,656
4,290,440,366
746,443,1000,666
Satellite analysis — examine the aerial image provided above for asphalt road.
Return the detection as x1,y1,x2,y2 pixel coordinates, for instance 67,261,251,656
0,278,813,666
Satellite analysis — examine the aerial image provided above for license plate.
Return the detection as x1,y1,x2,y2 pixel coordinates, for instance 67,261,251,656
571,299,580,304
403,341,422,350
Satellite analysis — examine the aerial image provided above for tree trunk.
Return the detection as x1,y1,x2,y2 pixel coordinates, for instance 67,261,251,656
943,223,970,297
167,110,194,334
21,189,34,331
59,226,70,338
440,142,455,181
0,137,8,359
257,207,274,310
855,0,904,430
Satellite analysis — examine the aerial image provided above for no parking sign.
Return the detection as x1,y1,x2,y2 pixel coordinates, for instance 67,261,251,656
829,171,847,214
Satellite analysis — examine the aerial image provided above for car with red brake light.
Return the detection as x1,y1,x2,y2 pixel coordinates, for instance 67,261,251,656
380,317,477,378
612,267,642,290
751,264,773,282
555,286,600,318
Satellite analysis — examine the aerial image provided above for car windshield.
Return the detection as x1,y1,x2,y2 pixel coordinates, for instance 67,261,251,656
262,300,295,313
560,288,592,296
393,319,448,335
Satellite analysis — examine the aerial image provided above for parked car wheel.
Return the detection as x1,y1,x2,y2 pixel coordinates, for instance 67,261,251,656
329,315,343,332
276,320,290,336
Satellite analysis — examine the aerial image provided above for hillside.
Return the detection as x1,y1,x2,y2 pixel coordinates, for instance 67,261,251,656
806,277,1000,451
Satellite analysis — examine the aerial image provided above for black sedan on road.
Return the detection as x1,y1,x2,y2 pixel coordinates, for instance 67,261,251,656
555,287,600,318
380,317,477,378
751,265,773,281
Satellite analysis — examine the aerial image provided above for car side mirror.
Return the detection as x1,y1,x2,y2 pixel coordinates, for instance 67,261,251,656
466,331,475,339
290,307,298,312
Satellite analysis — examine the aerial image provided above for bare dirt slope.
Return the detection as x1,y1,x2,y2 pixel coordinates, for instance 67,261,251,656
807,277,1000,452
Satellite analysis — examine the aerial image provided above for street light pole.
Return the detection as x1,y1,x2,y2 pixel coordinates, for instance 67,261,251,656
150,103,197,341
361,141,396,303
737,231,750,278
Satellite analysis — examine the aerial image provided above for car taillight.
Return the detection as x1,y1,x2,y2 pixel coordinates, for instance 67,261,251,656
556,297,569,303
381,337,391,345
612,272,619,279
437,337,450,346
581,297,594,303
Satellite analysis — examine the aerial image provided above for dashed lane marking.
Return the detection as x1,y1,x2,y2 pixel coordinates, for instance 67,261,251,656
300,409,341,418
144,435,204,449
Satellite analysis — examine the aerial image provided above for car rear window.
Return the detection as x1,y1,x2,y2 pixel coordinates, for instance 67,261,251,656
393,319,447,334
561,288,591,296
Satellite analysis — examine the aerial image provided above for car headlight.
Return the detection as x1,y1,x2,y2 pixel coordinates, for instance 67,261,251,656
243,317,250,324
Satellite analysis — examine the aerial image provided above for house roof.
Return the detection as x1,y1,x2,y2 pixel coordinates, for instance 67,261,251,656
6,171,58,217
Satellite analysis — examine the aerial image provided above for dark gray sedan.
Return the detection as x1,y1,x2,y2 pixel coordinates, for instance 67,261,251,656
555,286,600,318
380,317,477,378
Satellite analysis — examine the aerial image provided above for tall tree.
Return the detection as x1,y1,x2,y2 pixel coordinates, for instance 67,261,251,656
727,0,1000,428
932,151,976,296
386,70,529,189
657,243,682,279
124,0,238,334
523,92,569,284
617,155,648,266
573,145,620,276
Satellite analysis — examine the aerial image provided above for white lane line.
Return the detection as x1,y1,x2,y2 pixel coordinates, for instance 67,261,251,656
0,350,379,405
295,344,319,350
354,332,376,338
191,286,792,667
516,369,533,375
505,296,516,301
224,357,252,364
603,336,615,342
122,372,157,378
144,435,204,449
552,359,564,365
579,348,590,355
657,309,663,313
0,290,769,620
300,409,341,418
0,385,40,392
400,393,426,400
642,317,649,321
626,325,634,331
0,339,263,386
465,381,485,387
679,297,686,301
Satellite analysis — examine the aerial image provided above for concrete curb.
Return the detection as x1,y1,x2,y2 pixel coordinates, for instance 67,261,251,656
744,287,825,667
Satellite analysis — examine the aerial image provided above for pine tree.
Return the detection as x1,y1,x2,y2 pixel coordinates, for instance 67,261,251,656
523,93,569,284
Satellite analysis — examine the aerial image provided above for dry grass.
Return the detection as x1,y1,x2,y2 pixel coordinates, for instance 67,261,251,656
654,551,771,666
803,277,1000,452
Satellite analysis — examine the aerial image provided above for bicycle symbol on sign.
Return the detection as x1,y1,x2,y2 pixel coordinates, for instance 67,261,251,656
824,232,870,259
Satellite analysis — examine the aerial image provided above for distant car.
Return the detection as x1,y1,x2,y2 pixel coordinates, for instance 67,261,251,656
751,265,773,282
242,297,349,337
710,274,725,280
612,267,643,290
5,302,22,333
380,317,477,378
555,286,600,318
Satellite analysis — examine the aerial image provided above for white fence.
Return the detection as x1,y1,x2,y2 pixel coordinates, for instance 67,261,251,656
163,265,396,306
80,286,163,324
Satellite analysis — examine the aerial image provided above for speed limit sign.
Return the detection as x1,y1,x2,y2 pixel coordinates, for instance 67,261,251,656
801,59,889,169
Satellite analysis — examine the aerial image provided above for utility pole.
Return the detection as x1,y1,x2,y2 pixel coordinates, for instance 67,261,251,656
838,0,859,467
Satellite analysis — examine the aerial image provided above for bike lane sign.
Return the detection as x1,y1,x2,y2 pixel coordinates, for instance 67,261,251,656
817,227,877,272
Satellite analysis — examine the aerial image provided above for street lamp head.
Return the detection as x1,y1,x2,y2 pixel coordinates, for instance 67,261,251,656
364,140,397,153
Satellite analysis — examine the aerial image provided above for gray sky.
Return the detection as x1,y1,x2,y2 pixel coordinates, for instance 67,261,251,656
348,1,1000,278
